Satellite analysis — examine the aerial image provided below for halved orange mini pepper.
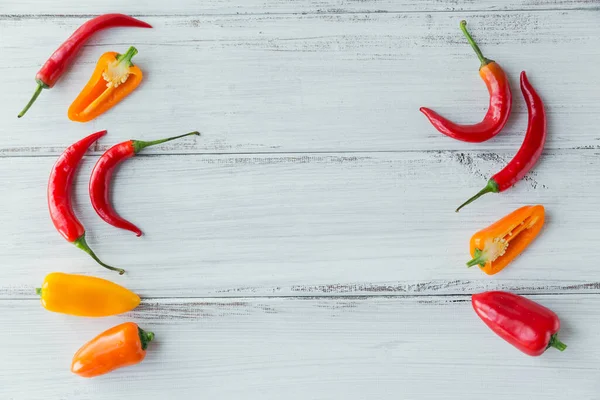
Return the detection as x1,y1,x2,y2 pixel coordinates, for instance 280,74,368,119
467,205,545,275
72,322,154,378
68,46,142,122
37,272,140,316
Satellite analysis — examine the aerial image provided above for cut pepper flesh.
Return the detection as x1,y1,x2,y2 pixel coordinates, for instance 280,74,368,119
467,205,545,275
68,46,142,123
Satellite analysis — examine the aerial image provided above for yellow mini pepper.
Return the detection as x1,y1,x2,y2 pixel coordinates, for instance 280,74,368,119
68,46,143,122
37,272,140,316
467,205,545,275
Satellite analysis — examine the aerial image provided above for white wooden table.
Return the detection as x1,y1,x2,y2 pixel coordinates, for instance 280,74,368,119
2,1,599,398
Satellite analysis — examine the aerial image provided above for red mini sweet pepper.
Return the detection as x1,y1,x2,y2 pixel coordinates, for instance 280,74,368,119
472,291,567,356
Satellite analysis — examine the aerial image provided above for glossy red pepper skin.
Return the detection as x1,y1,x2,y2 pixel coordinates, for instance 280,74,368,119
420,21,512,143
18,14,151,118
492,71,546,191
472,291,567,356
89,132,200,236
89,141,140,236
420,62,511,143
49,130,124,274
456,71,546,212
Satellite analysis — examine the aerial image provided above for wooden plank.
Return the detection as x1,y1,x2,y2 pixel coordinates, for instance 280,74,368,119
1,151,599,299
1,11,599,155
2,0,597,15
1,295,598,399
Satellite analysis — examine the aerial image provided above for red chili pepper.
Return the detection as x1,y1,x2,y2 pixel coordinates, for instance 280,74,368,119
456,71,546,212
18,14,151,118
420,20,512,143
89,131,200,236
49,130,124,275
472,291,567,356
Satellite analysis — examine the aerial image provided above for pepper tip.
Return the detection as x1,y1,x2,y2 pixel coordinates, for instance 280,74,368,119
520,70,527,81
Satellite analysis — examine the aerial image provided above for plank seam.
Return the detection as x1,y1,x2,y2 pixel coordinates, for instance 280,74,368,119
1,148,599,159
1,7,599,20
4,292,600,301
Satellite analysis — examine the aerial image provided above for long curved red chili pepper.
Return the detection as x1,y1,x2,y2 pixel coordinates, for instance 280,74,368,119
18,14,151,118
420,21,512,143
456,71,546,212
89,131,200,236
49,130,124,275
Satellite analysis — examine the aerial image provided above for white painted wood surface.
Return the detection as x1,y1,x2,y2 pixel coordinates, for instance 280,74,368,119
1,1,599,399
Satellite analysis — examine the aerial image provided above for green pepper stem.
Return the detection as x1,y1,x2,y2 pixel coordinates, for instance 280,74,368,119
73,234,125,275
466,248,485,267
132,131,200,153
466,257,484,267
548,334,567,352
456,179,499,213
116,46,139,66
18,81,46,118
138,327,155,351
460,20,493,68
35,288,42,296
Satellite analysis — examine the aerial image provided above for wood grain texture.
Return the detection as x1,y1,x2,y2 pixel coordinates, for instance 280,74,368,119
1,151,599,299
1,10,600,155
1,296,598,400
3,0,598,15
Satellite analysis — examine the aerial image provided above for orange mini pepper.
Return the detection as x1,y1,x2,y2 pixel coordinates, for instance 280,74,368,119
466,205,545,275
72,322,154,378
68,46,142,122
37,272,140,316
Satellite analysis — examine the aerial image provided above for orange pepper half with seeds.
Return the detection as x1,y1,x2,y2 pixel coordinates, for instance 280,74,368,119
68,46,142,122
466,205,545,275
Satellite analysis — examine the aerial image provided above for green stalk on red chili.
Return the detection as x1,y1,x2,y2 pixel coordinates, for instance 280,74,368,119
89,131,200,236
49,130,124,275
456,71,547,212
